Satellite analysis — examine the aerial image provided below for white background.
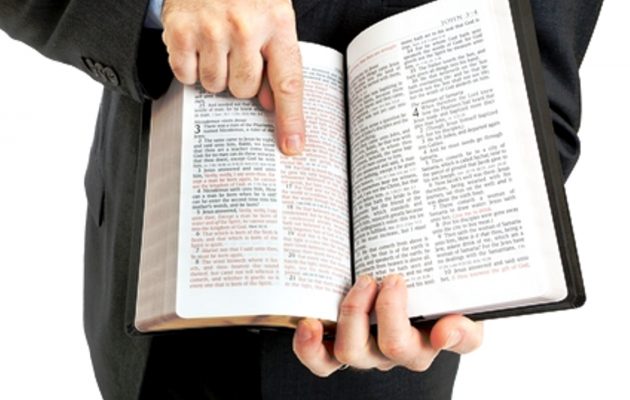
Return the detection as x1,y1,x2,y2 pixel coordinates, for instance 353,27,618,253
0,2,628,399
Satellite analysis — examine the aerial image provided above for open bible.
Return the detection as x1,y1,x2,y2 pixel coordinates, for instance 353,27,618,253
134,0,584,333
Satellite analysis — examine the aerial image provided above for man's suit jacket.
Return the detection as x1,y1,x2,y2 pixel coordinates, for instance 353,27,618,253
0,1,602,399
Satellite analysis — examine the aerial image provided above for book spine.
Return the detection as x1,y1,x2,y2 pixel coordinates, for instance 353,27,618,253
509,0,585,309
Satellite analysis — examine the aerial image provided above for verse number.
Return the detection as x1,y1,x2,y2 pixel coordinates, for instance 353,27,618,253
194,124,200,134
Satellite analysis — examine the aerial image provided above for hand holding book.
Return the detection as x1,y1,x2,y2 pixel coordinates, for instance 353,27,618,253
293,274,483,376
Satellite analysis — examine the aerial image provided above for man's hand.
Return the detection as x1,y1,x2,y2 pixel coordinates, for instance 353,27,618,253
292,274,484,376
161,0,304,155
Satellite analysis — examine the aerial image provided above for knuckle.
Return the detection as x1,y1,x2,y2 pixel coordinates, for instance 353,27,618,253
333,346,362,366
228,55,261,98
275,75,303,97
200,70,219,84
338,299,363,318
200,22,224,45
169,28,196,52
374,296,397,315
233,64,259,85
229,17,255,44
277,110,303,125
200,71,226,92
378,337,408,360
271,4,296,29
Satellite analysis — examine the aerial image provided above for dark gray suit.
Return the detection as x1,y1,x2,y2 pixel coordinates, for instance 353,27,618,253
0,0,602,398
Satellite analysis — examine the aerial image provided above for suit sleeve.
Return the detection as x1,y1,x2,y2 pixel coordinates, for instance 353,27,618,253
0,0,172,102
530,0,603,179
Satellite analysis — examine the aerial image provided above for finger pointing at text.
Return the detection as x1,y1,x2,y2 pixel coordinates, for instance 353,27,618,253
161,0,305,155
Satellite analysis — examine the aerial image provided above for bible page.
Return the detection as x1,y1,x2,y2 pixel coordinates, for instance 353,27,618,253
347,0,566,319
176,42,351,324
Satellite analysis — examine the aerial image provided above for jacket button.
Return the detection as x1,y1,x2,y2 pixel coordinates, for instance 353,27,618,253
103,66,120,86
82,57,120,87
82,57,97,74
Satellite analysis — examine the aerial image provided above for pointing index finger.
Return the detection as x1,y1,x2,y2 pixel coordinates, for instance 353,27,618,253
263,34,305,156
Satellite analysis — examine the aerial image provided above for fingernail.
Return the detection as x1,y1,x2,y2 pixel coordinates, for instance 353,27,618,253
284,135,303,155
297,321,313,342
444,330,462,349
355,275,372,290
382,275,399,289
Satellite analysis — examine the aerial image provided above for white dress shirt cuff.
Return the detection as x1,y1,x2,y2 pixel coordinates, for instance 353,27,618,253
144,0,164,29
